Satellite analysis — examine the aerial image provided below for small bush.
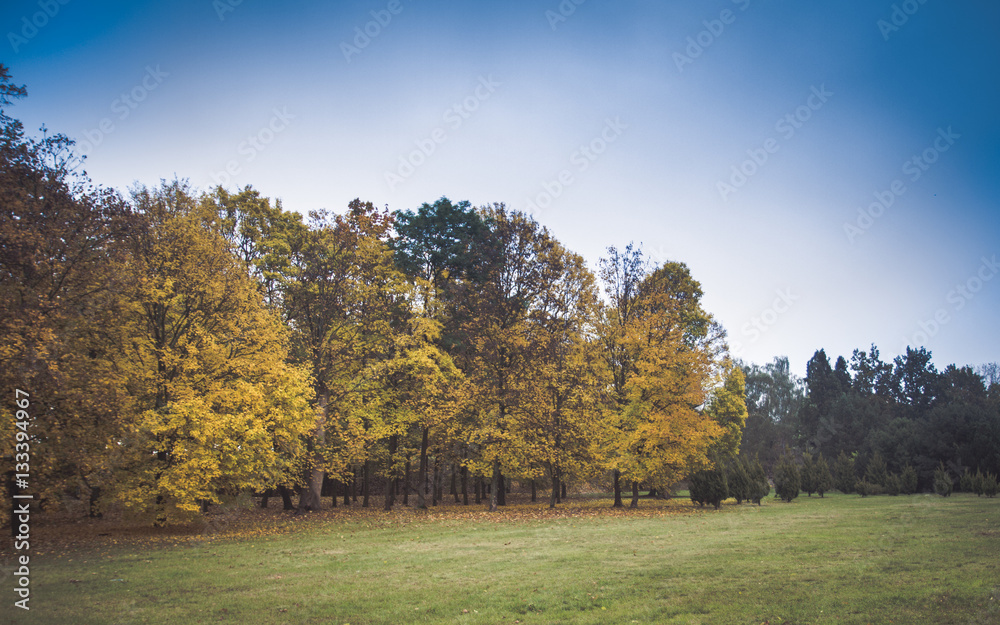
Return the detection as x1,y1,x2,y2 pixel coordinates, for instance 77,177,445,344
960,469,976,493
774,454,800,502
689,467,728,509
834,451,856,494
814,454,834,498
933,463,953,497
983,472,999,498
900,465,918,495
748,457,770,505
885,473,901,496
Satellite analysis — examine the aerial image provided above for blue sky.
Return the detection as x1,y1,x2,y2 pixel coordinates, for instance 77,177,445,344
4,0,999,376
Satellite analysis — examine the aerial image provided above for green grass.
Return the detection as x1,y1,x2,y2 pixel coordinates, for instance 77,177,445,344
5,492,999,624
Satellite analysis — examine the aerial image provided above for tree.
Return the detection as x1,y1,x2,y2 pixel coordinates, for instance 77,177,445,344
726,457,752,504
598,247,725,508
705,361,749,462
801,452,816,496
773,453,800,502
739,357,805,469
834,451,856,494
933,462,953,497
748,455,770,505
813,453,833,497
689,467,727,509
863,451,889,494
900,464,918,494
108,181,314,522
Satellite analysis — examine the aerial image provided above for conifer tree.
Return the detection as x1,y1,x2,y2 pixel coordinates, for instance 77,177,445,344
834,451,856,494
774,452,801,502
813,453,834,497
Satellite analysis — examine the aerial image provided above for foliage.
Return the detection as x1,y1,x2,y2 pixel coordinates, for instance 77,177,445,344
747,456,771,505
688,467,728,509
834,451,856,494
900,464,918,494
813,453,834,497
725,457,752,504
933,463,953,497
773,453,800,502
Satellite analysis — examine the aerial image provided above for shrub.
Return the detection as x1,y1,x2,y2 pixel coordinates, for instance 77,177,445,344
983,472,998,498
863,452,889,490
900,465,918,495
834,451,856,494
960,469,976,493
748,456,770,505
885,473,901,496
689,467,728,509
801,453,816,497
813,454,834,498
774,453,800,502
856,480,876,497
726,458,752,505
933,463,953,497
973,469,986,496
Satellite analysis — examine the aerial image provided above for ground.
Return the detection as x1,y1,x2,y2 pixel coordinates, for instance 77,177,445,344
2,491,998,624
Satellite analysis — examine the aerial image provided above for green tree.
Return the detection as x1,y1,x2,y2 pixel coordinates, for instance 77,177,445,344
726,457,752,504
748,455,770,505
933,462,953,497
689,467,728,509
801,452,817,496
834,451,856,494
773,452,801,502
900,464,918,494
813,453,833,497
863,451,889,493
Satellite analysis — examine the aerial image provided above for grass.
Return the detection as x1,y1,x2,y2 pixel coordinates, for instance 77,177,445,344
4,491,999,624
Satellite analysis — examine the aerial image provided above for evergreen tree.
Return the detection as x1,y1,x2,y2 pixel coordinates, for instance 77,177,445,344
748,456,770,505
834,451,856,494
933,462,953,497
885,473,901,496
813,453,834,497
900,465,918,494
688,467,728,509
726,458,752,504
983,472,998,498
774,453,801,502
960,469,975,493
801,452,816,496
863,451,889,494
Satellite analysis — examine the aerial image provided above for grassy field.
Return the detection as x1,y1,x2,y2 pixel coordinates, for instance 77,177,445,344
4,491,999,625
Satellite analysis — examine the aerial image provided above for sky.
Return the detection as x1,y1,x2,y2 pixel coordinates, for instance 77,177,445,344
3,0,999,377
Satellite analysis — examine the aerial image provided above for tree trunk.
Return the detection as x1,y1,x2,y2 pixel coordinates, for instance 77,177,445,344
498,472,506,506
561,481,567,500
344,470,351,506
489,461,500,512
362,461,371,508
298,392,328,513
432,456,439,506
475,475,482,504
461,465,469,505
351,468,357,503
612,469,623,507
417,427,430,509
549,469,559,509
260,489,270,509
403,458,411,505
278,485,295,510
531,479,536,502
451,463,459,503
630,481,639,508
384,435,398,510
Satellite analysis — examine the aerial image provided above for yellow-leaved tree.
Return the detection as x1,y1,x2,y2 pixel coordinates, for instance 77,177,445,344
108,181,314,523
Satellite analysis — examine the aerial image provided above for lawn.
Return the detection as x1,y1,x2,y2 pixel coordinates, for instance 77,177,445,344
4,492,999,624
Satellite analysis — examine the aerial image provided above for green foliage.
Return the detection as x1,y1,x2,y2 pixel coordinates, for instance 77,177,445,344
982,472,998,498
748,456,770,505
855,480,875,497
689,467,728,509
885,473,901,496
960,469,976,493
834,451,856,494
800,452,816,496
813,453,834,497
726,458,752,504
773,453,800,502
900,465,918,494
933,463,953,497
863,451,889,489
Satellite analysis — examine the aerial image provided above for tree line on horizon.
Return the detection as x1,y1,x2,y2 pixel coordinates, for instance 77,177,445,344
1,67,747,524
3,67,998,526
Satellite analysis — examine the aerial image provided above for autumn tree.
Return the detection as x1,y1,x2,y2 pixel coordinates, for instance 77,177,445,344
106,181,314,522
598,247,726,507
